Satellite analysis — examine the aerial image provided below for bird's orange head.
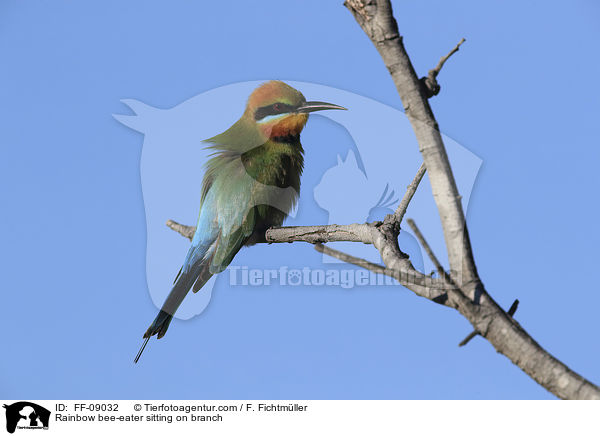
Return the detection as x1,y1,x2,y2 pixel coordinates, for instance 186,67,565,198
245,81,345,139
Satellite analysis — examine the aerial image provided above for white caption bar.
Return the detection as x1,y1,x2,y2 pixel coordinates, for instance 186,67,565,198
0,400,597,435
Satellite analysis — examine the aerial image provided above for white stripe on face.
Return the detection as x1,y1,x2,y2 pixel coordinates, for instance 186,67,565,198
256,112,289,124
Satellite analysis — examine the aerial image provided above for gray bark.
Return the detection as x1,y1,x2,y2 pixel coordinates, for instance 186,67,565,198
165,0,600,399
343,0,599,399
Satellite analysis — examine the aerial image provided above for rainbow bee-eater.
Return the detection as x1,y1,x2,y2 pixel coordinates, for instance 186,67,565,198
134,81,346,362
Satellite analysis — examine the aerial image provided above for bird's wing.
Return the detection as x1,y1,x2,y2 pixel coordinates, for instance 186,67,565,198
210,206,256,274
207,158,259,274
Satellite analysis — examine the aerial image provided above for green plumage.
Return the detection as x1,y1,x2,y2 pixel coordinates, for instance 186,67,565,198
135,80,345,363
204,136,304,273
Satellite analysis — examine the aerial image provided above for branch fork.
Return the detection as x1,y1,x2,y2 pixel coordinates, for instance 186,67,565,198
164,0,599,399
342,0,599,399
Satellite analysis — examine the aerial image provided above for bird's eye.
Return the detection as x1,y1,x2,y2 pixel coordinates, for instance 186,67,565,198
273,103,282,112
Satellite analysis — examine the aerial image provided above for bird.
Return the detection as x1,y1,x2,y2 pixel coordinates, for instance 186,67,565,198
134,80,346,363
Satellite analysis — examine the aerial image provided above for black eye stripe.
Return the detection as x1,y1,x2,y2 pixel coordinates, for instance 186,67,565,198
254,103,295,121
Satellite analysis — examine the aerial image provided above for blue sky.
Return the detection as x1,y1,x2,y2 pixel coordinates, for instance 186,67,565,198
1,0,598,399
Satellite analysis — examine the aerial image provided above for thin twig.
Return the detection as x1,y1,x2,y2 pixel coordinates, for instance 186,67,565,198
314,243,393,276
166,219,195,240
406,218,446,279
457,331,478,347
393,162,426,224
430,38,466,80
314,243,450,303
507,299,519,317
404,218,475,311
421,38,466,97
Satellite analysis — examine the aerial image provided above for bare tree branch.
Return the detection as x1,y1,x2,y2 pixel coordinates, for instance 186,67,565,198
167,164,454,307
167,219,374,244
314,242,391,275
456,330,478,348
401,218,473,310
265,224,372,244
344,0,600,399
393,162,426,224
345,0,479,291
166,219,195,240
507,299,520,317
164,3,600,398
315,242,451,305
421,38,466,98
406,218,446,278
459,299,520,347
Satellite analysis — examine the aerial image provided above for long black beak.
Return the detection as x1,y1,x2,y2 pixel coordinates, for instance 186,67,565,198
296,101,347,113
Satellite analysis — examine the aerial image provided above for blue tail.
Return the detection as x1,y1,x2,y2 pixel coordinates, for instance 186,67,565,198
134,235,215,363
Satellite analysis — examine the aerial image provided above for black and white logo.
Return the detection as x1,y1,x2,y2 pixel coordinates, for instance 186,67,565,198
3,402,50,434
